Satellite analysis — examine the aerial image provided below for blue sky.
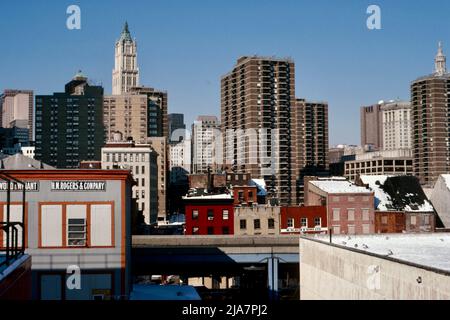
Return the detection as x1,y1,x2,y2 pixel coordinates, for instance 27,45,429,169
1,0,449,145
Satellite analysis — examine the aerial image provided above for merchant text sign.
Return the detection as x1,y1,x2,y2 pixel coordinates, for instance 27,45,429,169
51,181,106,192
0,181,39,192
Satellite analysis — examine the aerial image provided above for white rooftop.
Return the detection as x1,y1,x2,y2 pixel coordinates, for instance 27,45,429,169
312,233,450,273
183,193,233,200
442,174,450,191
310,180,371,194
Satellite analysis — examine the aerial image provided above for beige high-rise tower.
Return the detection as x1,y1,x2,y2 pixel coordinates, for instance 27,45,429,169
112,22,139,95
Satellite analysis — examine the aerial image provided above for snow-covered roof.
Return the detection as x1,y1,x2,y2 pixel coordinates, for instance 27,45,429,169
310,180,371,194
359,175,393,211
442,174,450,191
183,193,232,200
359,175,434,212
250,179,267,196
312,233,450,273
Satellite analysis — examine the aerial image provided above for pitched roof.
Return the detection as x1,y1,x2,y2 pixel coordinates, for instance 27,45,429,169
0,153,54,170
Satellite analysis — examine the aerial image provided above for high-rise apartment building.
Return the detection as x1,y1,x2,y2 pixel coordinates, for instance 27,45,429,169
112,22,139,95
381,101,412,151
103,94,148,143
360,103,383,150
292,99,329,203
0,90,33,141
35,72,105,168
129,86,168,139
168,113,186,143
411,42,450,186
221,56,296,205
192,115,220,174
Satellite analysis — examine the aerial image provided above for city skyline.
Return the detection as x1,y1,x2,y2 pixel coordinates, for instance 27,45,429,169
2,0,450,145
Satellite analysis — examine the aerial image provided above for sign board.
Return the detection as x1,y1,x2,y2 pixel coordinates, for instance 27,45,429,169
51,181,106,192
0,181,39,192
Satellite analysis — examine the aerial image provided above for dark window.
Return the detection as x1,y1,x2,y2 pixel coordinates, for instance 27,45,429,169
192,210,199,220
240,219,247,230
222,227,230,235
207,209,214,221
268,218,275,229
207,227,214,235
248,191,253,199
254,219,261,230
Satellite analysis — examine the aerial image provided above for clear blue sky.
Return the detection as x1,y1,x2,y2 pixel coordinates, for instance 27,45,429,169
1,0,449,145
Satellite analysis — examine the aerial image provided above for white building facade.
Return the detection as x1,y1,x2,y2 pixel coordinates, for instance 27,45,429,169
101,142,158,225
381,101,412,151
192,116,220,173
169,138,191,184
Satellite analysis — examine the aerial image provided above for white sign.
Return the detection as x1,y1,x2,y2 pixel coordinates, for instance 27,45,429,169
51,181,106,191
0,181,39,192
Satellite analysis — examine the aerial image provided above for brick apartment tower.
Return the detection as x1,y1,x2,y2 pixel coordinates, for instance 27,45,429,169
411,42,450,186
292,99,329,203
221,56,297,206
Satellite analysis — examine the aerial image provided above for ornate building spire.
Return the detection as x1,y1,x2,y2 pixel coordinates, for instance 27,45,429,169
112,22,139,95
435,41,447,76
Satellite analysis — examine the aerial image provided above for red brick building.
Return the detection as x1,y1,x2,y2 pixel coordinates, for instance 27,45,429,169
233,186,258,206
280,206,327,234
306,179,375,235
184,194,234,235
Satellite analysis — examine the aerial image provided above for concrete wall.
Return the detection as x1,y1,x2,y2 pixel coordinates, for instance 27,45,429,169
299,237,450,300
430,176,450,228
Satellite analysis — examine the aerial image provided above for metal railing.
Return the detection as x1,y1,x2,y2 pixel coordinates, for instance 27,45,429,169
0,172,26,269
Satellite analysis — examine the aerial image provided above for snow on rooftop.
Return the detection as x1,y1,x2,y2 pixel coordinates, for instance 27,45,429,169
360,175,393,211
442,174,450,191
310,180,371,194
183,193,232,200
250,179,267,196
312,233,450,273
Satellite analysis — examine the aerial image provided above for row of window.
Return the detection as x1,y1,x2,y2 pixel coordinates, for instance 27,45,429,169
239,218,274,230
332,208,371,221
192,209,229,221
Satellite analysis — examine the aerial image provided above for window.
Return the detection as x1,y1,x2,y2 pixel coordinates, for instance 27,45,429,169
411,215,417,225
268,218,275,229
301,218,308,227
207,227,214,235
254,219,261,230
347,209,355,221
222,227,230,235
240,219,247,230
348,225,355,235
67,218,86,247
287,218,294,228
424,215,430,225
362,209,370,221
192,210,199,220
348,196,355,202
332,196,340,202
222,209,229,220
192,227,199,235
362,224,370,234
248,191,253,199
333,226,340,234
314,217,321,227
332,208,340,221
207,209,214,221
381,216,388,225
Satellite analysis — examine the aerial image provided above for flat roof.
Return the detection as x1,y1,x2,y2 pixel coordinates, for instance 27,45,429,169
310,180,371,194
306,233,450,274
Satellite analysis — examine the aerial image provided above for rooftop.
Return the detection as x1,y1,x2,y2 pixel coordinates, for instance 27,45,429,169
359,175,434,212
310,233,450,274
310,180,371,194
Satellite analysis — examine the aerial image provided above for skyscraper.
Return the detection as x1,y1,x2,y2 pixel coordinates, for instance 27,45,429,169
360,103,383,150
112,22,139,95
35,72,105,168
381,101,412,151
0,89,34,141
411,42,450,186
168,113,186,143
292,99,329,203
221,56,296,206
192,115,220,174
